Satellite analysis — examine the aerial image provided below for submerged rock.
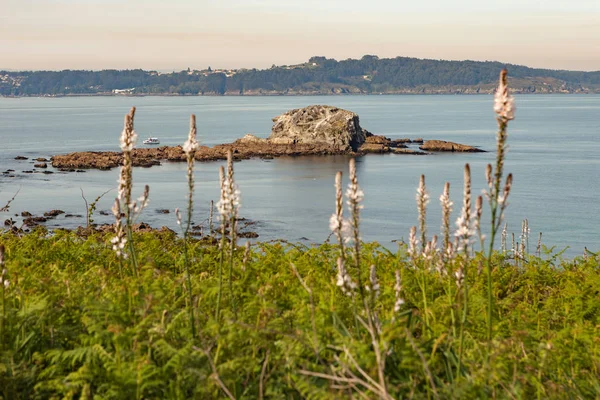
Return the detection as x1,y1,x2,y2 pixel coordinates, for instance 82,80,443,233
44,209,65,217
419,140,485,152
23,216,47,226
239,231,259,239
358,143,389,153
392,148,429,155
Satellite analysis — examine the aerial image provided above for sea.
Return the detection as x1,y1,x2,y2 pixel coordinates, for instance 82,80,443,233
1,95,599,258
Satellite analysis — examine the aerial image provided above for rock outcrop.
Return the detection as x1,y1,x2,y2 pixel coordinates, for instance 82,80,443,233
50,105,485,170
419,140,485,152
270,105,368,151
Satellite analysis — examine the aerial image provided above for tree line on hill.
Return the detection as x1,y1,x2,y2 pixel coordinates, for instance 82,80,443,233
2,55,599,96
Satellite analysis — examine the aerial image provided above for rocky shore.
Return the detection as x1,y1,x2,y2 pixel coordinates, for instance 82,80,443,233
49,105,484,170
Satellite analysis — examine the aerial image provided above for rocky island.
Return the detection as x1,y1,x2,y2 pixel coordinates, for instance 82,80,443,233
50,105,484,170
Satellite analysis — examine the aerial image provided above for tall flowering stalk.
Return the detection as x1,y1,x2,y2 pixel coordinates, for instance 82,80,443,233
475,195,484,250
416,175,430,253
0,244,7,350
183,115,199,235
346,158,365,299
225,152,240,313
345,161,387,396
415,175,432,334
440,182,453,257
111,198,127,275
439,183,459,335
215,151,241,318
456,163,473,376
393,270,404,314
501,223,508,253
216,166,226,319
408,226,418,260
331,170,356,296
520,219,530,256
181,114,199,336
455,164,473,255
485,69,516,341
113,107,140,276
330,171,346,259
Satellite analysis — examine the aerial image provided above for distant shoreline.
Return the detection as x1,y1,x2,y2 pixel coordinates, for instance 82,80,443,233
2,91,598,99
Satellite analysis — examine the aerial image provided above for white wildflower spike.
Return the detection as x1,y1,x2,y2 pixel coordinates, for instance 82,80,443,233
216,153,241,223
520,219,530,255
0,245,8,289
331,171,347,249
111,199,127,259
117,107,136,219
485,164,493,190
416,174,429,251
336,257,356,296
119,131,138,152
511,232,516,256
436,257,447,275
408,226,418,258
494,69,516,122
455,164,474,254
499,173,513,209
367,265,380,299
501,223,508,253
446,241,455,259
440,182,453,254
393,270,405,313
454,214,475,254
242,241,251,271
475,195,486,243
455,264,464,288
346,159,364,208
424,234,438,260
183,114,199,156
119,107,138,152
345,158,363,294
0,270,8,289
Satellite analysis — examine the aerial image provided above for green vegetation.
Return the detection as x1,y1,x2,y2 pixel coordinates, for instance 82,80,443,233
0,230,598,399
2,55,600,96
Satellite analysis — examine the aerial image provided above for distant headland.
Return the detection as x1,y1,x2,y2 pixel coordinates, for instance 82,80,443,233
2,55,599,97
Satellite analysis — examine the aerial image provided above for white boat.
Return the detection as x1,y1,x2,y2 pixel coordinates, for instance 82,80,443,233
143,137,160,145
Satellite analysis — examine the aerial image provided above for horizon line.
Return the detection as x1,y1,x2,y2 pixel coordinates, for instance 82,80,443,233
2,54,599,74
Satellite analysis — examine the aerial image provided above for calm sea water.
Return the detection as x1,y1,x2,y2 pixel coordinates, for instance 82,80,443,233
1,95,599,257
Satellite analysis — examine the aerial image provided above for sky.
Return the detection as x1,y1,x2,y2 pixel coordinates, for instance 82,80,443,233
1,0,599,71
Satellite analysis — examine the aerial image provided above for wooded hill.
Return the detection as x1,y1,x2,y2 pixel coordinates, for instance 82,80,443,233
2,55,599,96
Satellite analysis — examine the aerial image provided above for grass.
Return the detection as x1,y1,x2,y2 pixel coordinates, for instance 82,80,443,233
1,69,599,399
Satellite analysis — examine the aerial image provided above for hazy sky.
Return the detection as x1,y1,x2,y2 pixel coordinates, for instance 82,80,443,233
1,0,599,71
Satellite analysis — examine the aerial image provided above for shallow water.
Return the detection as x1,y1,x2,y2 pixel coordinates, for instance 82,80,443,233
1,95,599,257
